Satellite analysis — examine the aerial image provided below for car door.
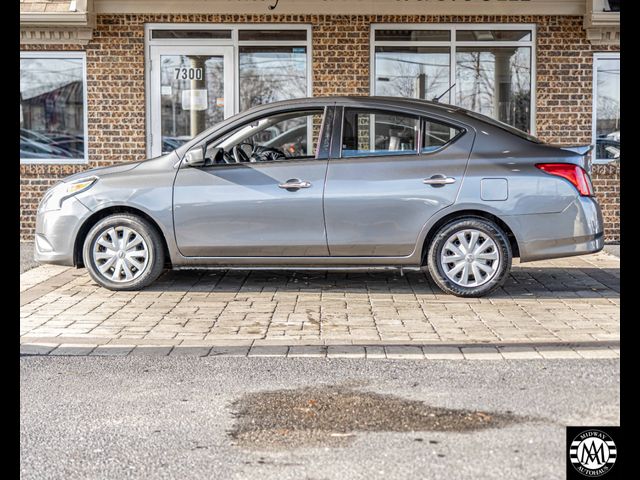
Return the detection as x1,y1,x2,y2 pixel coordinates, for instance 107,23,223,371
324,106,474,256
173,106,333,257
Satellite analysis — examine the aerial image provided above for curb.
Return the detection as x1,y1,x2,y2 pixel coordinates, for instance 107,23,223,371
20,341,620,360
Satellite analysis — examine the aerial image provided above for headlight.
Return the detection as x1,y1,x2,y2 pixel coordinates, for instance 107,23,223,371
38,177,98,212
65,178,97,196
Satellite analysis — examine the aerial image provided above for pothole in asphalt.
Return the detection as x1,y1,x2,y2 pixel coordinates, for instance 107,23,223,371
229,386,524,449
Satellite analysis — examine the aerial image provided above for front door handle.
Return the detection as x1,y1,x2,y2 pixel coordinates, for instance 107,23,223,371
423,175,456,187
278,179,312,191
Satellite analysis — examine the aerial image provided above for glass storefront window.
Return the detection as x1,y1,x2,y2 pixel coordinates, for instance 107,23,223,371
159,54,226,154
238,30,308,41
374,47,450,102
455,47,531,133
20,54,86,162
372,25,535,134
239,46,308,111
375,30,450,42
455,30,531,42
148,25,311,157
593,55,620,162
151,29,232,40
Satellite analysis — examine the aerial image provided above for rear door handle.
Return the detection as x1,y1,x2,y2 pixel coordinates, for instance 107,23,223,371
423,175,456,186
278,179,312,191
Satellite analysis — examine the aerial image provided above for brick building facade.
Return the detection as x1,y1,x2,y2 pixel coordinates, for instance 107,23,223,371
20,1,620,241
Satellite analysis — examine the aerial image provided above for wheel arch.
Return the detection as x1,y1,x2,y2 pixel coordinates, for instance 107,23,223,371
420,209,520,266
73,206,172,268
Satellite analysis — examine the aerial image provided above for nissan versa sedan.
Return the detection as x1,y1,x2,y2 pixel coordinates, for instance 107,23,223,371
34,97,604,297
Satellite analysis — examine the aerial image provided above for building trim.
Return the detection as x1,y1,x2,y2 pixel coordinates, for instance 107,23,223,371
583,11,620,45
94,0,586,16
20,27,94,45
20,0,96,45
583,0,620,45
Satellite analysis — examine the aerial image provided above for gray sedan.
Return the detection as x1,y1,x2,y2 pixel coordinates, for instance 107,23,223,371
34,97,603,296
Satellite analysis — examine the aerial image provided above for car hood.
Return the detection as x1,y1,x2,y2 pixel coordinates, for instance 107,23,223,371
61,160,143,183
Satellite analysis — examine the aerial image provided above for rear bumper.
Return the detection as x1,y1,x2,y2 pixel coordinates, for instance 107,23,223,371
34,197,91,266
507,196,604,263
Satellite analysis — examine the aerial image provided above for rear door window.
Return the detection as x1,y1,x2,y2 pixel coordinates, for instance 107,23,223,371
341,109,419,157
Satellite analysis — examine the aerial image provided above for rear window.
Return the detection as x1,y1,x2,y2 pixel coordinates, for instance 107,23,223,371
422,119,463,153
462,109,542,144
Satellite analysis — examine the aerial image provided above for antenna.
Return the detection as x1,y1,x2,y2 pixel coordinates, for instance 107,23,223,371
432,83,456,103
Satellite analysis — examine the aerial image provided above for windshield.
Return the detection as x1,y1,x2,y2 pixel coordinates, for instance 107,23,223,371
461,109,542,144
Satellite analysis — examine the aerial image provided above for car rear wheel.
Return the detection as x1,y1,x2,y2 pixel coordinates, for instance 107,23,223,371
82,214,165,291
427,217,512,297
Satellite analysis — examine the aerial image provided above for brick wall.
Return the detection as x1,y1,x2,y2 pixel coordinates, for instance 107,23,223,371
592,163,620,242
20,14,620,242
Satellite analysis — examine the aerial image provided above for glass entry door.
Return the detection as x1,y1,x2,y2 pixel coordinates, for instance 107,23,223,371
149,46,233,157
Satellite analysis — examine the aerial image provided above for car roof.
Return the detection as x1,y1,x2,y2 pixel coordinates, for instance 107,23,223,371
232,95,471,131
249,95,462,114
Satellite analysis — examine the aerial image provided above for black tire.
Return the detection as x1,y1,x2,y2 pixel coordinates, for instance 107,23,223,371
82,214,165,291
426,217,512,297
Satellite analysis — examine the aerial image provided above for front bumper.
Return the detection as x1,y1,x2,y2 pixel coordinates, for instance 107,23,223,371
507,196,605,263
34,197,92,266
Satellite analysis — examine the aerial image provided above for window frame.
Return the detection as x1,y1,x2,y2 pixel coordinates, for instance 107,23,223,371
200,106,331,167
20,51,89,165
370,23,537,135
592,52,620,164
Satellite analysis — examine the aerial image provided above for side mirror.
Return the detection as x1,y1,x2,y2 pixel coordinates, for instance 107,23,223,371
184,146,205,167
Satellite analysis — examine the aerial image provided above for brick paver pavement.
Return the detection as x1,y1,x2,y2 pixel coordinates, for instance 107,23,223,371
20,252,619,356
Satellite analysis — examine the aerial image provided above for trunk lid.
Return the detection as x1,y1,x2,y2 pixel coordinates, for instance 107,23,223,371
543,143,594,175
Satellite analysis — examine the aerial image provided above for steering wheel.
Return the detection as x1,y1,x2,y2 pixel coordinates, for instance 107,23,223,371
232,142,254,163
252,146,287,162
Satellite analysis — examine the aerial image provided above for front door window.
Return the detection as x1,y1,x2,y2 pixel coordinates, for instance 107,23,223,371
210,109,325,164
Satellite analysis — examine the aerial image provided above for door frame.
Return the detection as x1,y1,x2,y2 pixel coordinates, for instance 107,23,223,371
147,44,234,158
144,23,313,158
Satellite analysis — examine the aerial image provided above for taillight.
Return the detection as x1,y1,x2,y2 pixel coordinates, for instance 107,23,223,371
535,163,594,196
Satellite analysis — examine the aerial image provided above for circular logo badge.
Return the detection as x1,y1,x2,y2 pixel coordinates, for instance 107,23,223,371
570,429,617,477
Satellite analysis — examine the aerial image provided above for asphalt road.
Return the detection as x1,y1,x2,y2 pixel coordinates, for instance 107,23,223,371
21,357,619,480
20,242,38,274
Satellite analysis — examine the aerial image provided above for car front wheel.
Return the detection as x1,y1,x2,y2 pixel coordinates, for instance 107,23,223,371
427,217,512,297
82,214,165,291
